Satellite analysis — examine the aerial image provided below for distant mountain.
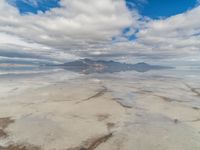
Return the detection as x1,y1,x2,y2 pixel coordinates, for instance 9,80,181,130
54,59,173,74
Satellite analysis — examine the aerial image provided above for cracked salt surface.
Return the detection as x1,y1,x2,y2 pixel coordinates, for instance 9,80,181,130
0,68,200,150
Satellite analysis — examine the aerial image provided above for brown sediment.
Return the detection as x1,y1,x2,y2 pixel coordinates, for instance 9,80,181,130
173,118,200,123
0,117,14,138
158,96,176,102
106,122,115,131
112,98,132,109
0,117,14,129
0,129,7,138
0,118,40,149
174,119,179,124
137,90,153,94
184,83,200,97
96,114,110,122
68,133,113,150
85,86,108,100
10,87,19,92
77,86,108,104
70,114,85,120
0,144,40,150
192,107,200,110
155,95,190,103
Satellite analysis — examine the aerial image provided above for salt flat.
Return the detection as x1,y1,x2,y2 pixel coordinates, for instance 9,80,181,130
0,69,200,150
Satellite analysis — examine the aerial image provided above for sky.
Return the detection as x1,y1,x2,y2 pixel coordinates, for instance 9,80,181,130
0,0,200,65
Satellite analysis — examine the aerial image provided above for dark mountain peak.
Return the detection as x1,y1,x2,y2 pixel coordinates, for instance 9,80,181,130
57,59,173,74
133,62,151,67
136,62,148,65
81,58,92,63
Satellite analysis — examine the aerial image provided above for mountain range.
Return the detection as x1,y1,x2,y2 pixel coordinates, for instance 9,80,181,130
53,59,173,74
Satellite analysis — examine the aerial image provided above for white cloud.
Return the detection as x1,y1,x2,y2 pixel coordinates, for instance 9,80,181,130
0,0,141,63
130,5,200,63
0,0,200,65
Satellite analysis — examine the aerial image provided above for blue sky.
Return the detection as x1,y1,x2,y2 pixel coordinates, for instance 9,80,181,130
8,0,61,14
126,0,198,19
8,0,199,42
1,0,200,65
8,0,199,18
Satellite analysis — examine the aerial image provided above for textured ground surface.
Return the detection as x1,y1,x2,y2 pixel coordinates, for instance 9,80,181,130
0,69,200,150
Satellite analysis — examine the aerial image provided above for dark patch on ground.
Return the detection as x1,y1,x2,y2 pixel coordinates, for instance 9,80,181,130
137,90,153,94
0,118,40,150
96,114,110,122
0,129,7,138
106,123,115,131
77,86,108,104
67,133,113,150
84,86,108,101
10,88,19,92
0,117,14,138
0,144,40,150
112,98,132,108
174,119,179,124
173,118,200,124
156,95,190,103
184,83,200,97
192,107,200,110
0,117,14,129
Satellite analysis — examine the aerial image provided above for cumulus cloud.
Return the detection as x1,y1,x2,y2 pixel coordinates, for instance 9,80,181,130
0,0,140,64
134,6,200,60
0,0,200,65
